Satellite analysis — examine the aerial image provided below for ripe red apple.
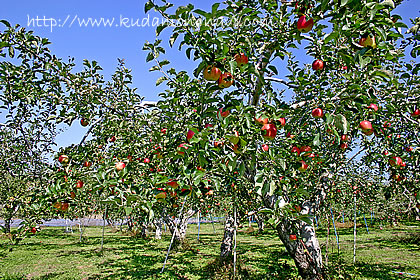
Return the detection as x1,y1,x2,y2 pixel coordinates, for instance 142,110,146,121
214,141,223,148
262,144,269,152
359,35,377,48
297,15,314,33
367,103,378,112
359,120,373,135
203,65,222,81
218,72,234,89
217,108,230,118
261,123,277,141
340,143,348,150
411,109,420,118
61,202,69,212
161,128,167,134
83,161,92,168
109,136,116,142
115,162,126,171
312,59,324,71
234,53,248,67
167,180,179,188
80,119,89,127
405,147,413,152
300,146,312,155
177,143,188,156
31,227,37,234
289,234,297,241
143,158,151,164
58,155,69,164
341,135,350,142
70,191,76,199
255,116,269,125
278,118,286,127
298,160,308,172
187,129,195,141
389,156,403,167
312,108,324,119
76,180,83,189
204,123,213,128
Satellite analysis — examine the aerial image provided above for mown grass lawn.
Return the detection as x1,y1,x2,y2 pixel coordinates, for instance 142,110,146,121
0,221,418,279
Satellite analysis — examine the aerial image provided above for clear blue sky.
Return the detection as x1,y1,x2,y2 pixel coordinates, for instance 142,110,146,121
0,0,418,149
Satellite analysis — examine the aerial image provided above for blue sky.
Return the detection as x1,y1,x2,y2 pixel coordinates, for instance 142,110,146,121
0,0,418,149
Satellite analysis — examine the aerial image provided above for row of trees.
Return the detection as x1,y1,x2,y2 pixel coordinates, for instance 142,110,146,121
1,0,419,279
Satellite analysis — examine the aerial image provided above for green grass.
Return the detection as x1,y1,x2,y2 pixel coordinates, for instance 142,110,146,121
0,221,419,279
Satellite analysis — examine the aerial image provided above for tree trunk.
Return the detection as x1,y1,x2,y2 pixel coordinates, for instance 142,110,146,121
4,217,11,234
256,215,265,233
140,221,148,238
275,202,325,280
154,218,163,239
220,214,235,260
163,209,196,247
265,173,330,280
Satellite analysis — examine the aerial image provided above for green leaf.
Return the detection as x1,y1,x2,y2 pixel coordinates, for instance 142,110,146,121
124,207,133,215
268,180,277,196
149,65,160,72
156,76,168,86
324,32,337,44
169,32,179,48
146,52,154,62
313,133,321,147
144,1,154,13
0,20,11,28
8,46,14,58
279,159,286,171
334,114,348,134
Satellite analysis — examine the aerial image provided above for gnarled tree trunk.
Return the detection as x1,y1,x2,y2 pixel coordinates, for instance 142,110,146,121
220,214,235,260
163,209,196,247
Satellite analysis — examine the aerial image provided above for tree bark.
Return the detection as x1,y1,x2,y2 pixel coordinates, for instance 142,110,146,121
265,174,330,280
154,218,163,239
163,209,196,247
220,214,235,260
4,217,11,234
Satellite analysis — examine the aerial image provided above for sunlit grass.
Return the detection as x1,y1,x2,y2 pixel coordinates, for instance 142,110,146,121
0,221,418,279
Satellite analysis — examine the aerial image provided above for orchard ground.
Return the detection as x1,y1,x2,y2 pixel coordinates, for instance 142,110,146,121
1,221,419,280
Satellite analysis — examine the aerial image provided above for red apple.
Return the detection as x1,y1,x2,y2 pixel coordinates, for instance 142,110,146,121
203,65,222,81
80,119,89,127
359,120,373,135
167,180,179,188
298,160,308,172
234,53,248,67
312,59,324,71
340,143,348,151
58,155,69,164
76,180,84,189
367,103,378,112
359,35,377,48
217,108,230,118
297,15,314,33
109,136,116,142
262,144,269,152
289,234,297,241
261,123,277,141
278,118,286,127
115,162,126,171
187,129,195,142
341,135,350,142
214,141,224,148
83,161,92,168
389,156,403,167
31,227,37,234
204,123,213,128
177,143,188,156
144,158,151,164
61,202,69,212
405,147,413,152
411,109,420,118
70,191,76,199
300,146,312,155
218,72,234,89
161,128,167,134
312,108,324,119
255,117,269,125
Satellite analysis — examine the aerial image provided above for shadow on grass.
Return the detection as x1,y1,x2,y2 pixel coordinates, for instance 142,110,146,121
327,254,418,280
